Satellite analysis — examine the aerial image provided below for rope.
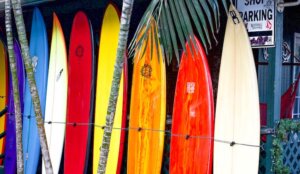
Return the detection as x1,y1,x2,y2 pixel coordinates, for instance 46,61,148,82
5,112,261,148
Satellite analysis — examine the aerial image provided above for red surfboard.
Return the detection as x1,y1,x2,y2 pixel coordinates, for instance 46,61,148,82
64,11,95,174
117,57,127,174
169,36,214,174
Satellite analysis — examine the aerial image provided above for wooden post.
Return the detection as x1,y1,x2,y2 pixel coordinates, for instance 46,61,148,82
265,7,283,174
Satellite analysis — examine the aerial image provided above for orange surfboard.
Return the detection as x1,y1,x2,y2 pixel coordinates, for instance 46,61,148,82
0,38,7,165
127,18,166,174
169,36,214,174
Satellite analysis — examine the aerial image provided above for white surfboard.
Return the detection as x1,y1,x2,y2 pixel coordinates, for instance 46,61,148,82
42,13,68,174
213,4,260,174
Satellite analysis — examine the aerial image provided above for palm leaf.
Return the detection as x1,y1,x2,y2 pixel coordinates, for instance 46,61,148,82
185,0,208,53
212,0,221,32
158,8,172,63
162,1,180,62
167,0,186,52
128,0,159,52
153,20,162,62
198,1,216,36
191,0,212,49
129,0,229,64
129,28,147,57
136,34,149,62
176,0,197,57
207,0,220,33
222,0,229,13
198,0,218,44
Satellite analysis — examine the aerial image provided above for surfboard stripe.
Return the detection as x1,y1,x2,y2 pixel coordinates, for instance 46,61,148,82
213,5,260,174
93,3,127,174
127,18,166,174
169,36,214,174
42,13,67,174
64,11,95,174
22,7,49,174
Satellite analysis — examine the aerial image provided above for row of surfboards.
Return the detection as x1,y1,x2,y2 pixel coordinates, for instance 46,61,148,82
0,3,260,174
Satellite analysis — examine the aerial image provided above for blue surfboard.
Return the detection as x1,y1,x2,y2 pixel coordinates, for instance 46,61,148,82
22,7,49,174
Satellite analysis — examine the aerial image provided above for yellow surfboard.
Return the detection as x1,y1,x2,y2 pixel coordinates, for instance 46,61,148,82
0,39,7,165
93,3,126,174
127,18,166,174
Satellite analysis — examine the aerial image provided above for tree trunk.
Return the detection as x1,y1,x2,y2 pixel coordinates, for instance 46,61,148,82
10,0,53,173
4,0,23,173
98,0,134,173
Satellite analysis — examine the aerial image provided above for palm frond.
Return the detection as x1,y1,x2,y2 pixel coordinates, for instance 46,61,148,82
162,1,179,63
222,0,229,13
207,0,220,33
129,0,229,64
137,34,149,62
212,0,221,32
185,0,208,53
175,0,197,57
128,0,159,52
191,0,212,49
167,0,186,52
198,0,218,44
153,20,162,62
158,9,172,63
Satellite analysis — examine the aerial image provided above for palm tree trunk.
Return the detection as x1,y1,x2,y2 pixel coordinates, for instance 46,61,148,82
4,0,23,173
10,0,53,173
98,0,134,173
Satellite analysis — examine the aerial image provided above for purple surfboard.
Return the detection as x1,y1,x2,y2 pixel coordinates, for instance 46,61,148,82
5,39,25,174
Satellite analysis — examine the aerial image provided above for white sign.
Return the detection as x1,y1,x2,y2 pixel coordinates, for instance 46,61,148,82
236,0,275,48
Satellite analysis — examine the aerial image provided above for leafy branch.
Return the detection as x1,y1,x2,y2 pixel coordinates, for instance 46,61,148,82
272,119,300,174
129,0,228,64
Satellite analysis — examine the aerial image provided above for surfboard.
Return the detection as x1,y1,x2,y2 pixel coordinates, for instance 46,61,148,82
213,5,260,174
117,52,127,174
22,7,49,174
64,11,95,174
169,36,214,174
5,39,25,174
0,38,8,166
93,3,127,174
42,13,67,174
127,18,166,174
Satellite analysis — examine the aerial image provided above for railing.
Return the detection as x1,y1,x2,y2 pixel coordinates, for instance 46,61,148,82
272,119,300,174
260,119,300,174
